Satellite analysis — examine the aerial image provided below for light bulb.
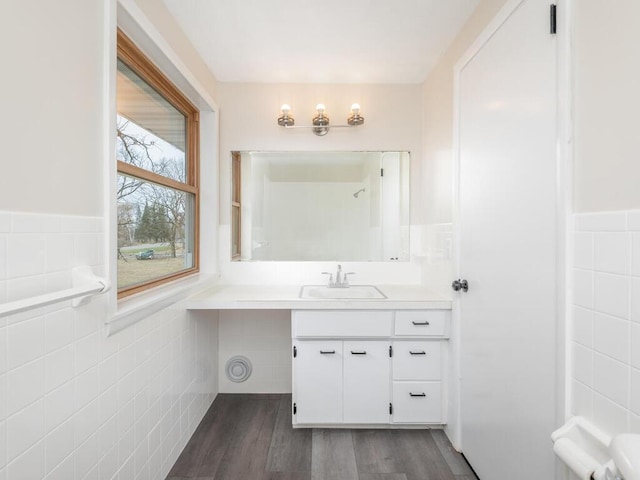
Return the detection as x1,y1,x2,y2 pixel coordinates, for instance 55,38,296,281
316,103,326,114
351,103,361,114
281,104,291,115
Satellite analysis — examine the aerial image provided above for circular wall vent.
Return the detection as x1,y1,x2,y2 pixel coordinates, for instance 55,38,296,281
225,356,252,383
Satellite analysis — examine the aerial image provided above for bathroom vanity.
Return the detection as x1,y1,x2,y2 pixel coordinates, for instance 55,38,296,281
292,309,449,427
187,284,451,428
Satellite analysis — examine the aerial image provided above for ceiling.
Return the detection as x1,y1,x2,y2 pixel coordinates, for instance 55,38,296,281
162,0,481,84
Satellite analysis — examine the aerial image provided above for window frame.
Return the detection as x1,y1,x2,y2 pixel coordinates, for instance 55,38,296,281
231,151,241,261
116,29,200,299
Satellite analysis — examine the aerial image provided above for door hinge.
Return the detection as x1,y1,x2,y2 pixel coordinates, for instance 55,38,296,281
389,403,393,415
380,168,384,177
550,4,557,34
389,345,393,357
293,403,297,415
293,346,297,358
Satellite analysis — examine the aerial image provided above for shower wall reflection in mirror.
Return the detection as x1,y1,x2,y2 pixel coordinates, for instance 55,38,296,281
231,151,410,262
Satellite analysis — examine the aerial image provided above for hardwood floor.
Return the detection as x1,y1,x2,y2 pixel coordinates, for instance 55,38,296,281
167,394,477,480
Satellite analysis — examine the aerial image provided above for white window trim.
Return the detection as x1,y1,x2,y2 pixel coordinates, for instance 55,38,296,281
104,0,220,335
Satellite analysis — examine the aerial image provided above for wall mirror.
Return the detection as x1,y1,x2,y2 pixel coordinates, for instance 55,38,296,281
231,151,410,262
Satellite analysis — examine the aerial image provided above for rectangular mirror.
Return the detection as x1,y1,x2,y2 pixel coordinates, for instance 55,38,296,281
232,151,410,262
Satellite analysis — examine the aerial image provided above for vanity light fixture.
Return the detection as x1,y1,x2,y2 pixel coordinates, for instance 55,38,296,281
277,103,365,136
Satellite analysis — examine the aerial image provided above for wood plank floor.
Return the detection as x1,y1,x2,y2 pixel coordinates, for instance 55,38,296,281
167,394,478,480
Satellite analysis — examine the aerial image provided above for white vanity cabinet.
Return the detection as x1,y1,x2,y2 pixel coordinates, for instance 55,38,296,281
292,309,449,427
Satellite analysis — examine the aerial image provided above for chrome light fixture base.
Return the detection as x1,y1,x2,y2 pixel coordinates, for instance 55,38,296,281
312,114,330,136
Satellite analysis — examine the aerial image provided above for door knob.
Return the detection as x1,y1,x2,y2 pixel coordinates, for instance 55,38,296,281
452,279,469,292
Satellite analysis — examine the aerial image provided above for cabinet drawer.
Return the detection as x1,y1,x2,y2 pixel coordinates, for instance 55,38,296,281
293,310,393,337
392,382,442,423
392,341,441,381
394,310,447,336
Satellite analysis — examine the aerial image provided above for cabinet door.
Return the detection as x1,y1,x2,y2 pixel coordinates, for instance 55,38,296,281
294,341,343,424
343,341,390,424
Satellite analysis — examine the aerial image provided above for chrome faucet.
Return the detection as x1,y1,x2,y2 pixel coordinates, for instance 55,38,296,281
322,265,355,288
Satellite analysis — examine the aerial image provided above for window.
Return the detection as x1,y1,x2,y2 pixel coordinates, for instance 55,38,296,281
116,30,199,297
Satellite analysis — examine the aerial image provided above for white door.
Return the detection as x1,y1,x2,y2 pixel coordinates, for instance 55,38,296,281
343,341,390,423
456,1,558,479
294,340,343,424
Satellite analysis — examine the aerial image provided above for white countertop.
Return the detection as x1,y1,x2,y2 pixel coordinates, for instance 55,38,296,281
187,284,452,310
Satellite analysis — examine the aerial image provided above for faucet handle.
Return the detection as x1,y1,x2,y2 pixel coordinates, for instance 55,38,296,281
321,272,334,286
343,272,356,286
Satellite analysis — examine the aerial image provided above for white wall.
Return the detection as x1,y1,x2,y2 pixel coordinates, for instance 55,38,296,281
572,0,640,213
0,1,105,216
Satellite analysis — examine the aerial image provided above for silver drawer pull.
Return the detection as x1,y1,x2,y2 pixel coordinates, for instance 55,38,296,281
412,321,430,326
409,392,427,397
409,351,426,355
320,350,336,354
350,350,367,355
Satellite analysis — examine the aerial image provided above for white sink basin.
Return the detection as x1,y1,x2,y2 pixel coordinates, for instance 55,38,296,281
299,285,386,299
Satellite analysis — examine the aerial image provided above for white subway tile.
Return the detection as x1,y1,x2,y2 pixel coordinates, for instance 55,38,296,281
627,211,640,231
44,346,74,394
576,212,627,232
44,381,75,433
573,306,593,347
74,432,98,480
7,316,44,371
594,353,629,407
0,328,6,375
44,453,74,480
100,386,118,429
572,342,592,386
633,323,640,369
593,313,630,363
631,414,640,434
6,234,44,279
74,399,99,447
75,333,99,375
632,234,640,276
99,414,118,454
631,278,640,323
0,235,6,279
6,399,44,462
75,366,100,411
6,441,44,480
98,445,118,480
594,273,630,319
44,234,74,274
44,418,74,473
0,374,6,420
0,213,11,233
6,359,44,417
593,392,630,437
44,309,74,354
5,276,45,304
100,354,118,393
74,234,101,267
573,269,594,309
0,421,5,470
595,232,631,275
12,214,45,234
631,369,640,416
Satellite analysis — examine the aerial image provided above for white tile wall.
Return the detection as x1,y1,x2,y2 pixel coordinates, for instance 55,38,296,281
0,211,218,480
218,310,291,393
570,210,640,436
